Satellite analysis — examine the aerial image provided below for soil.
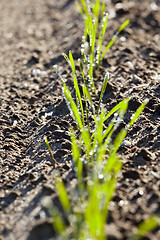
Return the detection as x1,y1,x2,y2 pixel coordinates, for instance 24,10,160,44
0,0,160,239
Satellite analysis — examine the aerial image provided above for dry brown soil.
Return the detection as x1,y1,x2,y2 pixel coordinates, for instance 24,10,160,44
0,0,160,239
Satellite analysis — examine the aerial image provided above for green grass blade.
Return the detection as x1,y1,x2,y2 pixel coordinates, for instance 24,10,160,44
128,99,149,129
104,153,123,176
101,0,106,18
112,128,127,155
82,84,96,120
102,121,114,141
136,215,160,239
92,0,100,21
96,13,108,67
45,199,67,234
112,97,129,132
70,128,80,162
62,52,69,63
51,207,66,233
103,125,114,150
102,97,129,144
97,71,109,115
101,13,108,37
96,143,106,163
109,100,128,156
92,0,101,32
77,0,88,16
78,58,88,89
128,215,160,240
76,1,84,16
54,65,83,130
44,136,55,166
93,111,106,148
105,99,147,172
85,185,106,240
63,83,83,130
69,50,76,72
103,98,130,122
118,19,130,33
82,85,90,132
70,128,83,185
53,65,65,82
69,51,84,126
119,97,129,117
86,14,96,95
55,177,71,213
81,128,91,159
63,52,84,126
101,19,130,62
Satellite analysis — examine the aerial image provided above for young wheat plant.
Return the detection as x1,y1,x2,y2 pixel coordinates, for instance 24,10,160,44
53,53,149,239
43,1,160,239
44,97,148,239
76,0,129,94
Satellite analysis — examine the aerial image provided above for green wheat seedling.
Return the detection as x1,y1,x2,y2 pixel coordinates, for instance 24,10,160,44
54,51,110,132
44,99,148,239
52,50,150,240
49,2,152,239
55,51,148,138
44,136,55,166
76,0,129,88
45,139,122,240
54,54,148,142
47,60,148,237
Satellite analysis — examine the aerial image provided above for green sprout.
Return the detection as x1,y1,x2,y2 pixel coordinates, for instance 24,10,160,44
43,1,158,240
128,215,160,240
44,136,55,166
54,52,110,132
77,0,129,85
45,96,148,239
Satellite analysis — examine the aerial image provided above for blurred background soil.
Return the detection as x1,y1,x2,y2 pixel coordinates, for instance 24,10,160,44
0,0,160,239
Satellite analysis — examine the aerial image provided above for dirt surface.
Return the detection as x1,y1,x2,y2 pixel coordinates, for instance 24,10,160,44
0,0,160,239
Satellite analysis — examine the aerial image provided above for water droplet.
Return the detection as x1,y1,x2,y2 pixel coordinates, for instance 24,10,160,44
121,140,131,148
99,174,104,180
